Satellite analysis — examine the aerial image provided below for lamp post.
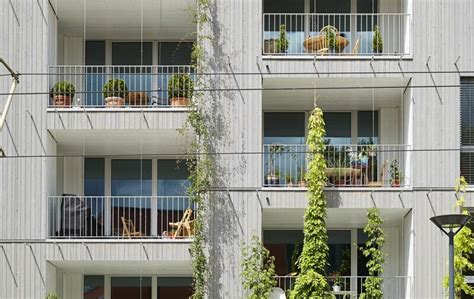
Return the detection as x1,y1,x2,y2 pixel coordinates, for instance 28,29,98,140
430,214,471,299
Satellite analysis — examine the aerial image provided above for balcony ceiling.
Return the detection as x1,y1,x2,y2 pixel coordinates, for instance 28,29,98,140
263,77,411,111
51,129,193,156
263,208,409,229
51,0,195,39
52,261,191,275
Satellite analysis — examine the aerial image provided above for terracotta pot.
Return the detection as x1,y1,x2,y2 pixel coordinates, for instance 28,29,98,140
54,95,72,107
391,180,401,187
170,97,190,107
105,97,125,107
126,92,148,106
264,39,279,54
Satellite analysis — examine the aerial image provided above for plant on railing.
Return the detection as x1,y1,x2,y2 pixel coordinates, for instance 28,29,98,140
360,207,386,299
290,107,330,298
321,25,337,50
266,144,286,185
372,25,383,54
276,24,289,53
241,235,276,298
45,293,58,299
443,177,474,298
168,73,194,107
389,159,402,187
51,81,75,106
184,0,213,298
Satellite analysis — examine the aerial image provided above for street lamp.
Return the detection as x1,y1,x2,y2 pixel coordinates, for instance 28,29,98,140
430,214,472,299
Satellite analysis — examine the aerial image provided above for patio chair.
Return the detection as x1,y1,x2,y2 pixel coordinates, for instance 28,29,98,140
168,209,195,239
351,37,361,54
121,217,143,238
367,160,388,187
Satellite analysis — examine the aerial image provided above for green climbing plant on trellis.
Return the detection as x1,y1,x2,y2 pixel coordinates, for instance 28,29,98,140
241,235,276,298
443,177,474,298
359,207,386,299
290,106,331,298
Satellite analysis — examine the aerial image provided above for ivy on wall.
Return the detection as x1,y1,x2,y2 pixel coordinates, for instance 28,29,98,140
291,107,331,298
241,235,276,298
359,207,386,299
443,177,474,298
184,0,213,298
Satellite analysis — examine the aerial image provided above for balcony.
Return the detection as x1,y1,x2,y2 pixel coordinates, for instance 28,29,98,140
263,144,409,188
263,13,410,57
48,65,195,109
274,275,411,298
47,196,196,240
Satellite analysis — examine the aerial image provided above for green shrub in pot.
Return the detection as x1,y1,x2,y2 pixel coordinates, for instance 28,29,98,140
102,78,128,107
51,81,75,106
168,73,194,106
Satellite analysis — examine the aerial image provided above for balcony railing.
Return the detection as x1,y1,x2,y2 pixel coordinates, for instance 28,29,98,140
48,65,195,108
263,13,410,56
47,196,196,239
275,275,411,298
263,144,409,188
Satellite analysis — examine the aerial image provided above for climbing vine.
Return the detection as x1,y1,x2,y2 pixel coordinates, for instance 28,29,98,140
360,207,386,299
443,177,474,298
291,107,330,298
241,235,276,298
183,0,213,298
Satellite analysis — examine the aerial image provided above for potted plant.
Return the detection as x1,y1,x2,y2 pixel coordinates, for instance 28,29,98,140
102,78,128,107
51,81,75,107
276,24,289,53
297,166,306,187
372,25,383,54
168,73,194,107
389,159,402,187
285,172,294,187
265,144,285,186
329,272,343,292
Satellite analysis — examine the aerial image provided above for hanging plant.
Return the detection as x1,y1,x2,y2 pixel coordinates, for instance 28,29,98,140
241,235,276,298
359,207,386,299
290,107,330,298
443,177,474,297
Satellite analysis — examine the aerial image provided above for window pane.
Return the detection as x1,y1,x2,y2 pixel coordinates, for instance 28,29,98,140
311,0,351,13
461,78,474,146
157,160,190,196
324,112,352,144
264,0,304,13
357,0,377,13
159,42,193,65
328,230,351,276
85,41,106,65
157,277,193,299
111,277,151,299
84,158,105,196
84,275,104,299
264,112,305,144
111,159,152,196
112,42,153,65
358,111,379,144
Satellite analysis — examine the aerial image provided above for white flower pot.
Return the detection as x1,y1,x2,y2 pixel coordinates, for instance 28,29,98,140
333,285,341,292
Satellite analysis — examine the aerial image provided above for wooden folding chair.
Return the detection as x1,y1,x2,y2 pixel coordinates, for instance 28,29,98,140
168,209,195,239
351,37,361,54
121,217,143,238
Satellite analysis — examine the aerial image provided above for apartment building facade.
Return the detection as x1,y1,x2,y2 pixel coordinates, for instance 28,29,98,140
0,0,473,298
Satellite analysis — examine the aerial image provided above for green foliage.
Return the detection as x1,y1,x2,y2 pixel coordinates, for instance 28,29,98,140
359,207,386,299
45,293,58,299
102,78,128,99
276,24,289,53
185,1,213,298
443,177,474,298
290,243,303,274
168,73,194,99
51,81,75,98
321,26,337,49
372,25,383,53
291,107,331,298
241,235,276,298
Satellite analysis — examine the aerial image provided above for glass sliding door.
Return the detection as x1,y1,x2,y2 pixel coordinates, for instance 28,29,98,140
111,277,152,299
157,277,193,299
111,159,152,237
84,158,105,237
84,275,105,299
85,41,106,106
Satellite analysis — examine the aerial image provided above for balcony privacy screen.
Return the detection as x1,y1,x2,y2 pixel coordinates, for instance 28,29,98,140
461,77,474,184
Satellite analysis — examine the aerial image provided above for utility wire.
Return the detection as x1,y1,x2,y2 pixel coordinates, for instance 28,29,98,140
1,83,474,97
0,147,470,159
